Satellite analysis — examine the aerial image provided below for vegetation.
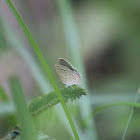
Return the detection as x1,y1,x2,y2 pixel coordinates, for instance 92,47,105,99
0,0,140,140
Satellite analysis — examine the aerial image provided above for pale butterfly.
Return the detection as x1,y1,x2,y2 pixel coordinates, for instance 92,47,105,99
55,58,81,86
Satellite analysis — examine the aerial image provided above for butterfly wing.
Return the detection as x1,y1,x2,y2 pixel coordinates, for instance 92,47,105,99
59,58,78,72
55,65,81,86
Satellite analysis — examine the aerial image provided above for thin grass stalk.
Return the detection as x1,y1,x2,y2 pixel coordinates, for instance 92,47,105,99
81,101,140,124
5,0,79,139
122,88,140,140
57,0,97,139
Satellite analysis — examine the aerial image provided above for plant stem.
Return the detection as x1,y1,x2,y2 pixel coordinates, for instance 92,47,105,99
5,0,79,139
122,89,140,140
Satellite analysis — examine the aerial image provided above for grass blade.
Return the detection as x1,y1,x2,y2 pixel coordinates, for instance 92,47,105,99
80,101,140,127
9,77,36,140
5,0,79,139
122,89,140,140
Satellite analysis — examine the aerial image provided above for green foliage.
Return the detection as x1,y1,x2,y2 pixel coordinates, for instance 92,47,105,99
9,77,36,140
29,85,87,116
3,85,86,140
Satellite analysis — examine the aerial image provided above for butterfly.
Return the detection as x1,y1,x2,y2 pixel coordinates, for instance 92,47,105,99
55,58,81,86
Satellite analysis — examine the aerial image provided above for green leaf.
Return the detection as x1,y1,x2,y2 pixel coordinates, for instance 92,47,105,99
9,77,36,140
29,85,87,116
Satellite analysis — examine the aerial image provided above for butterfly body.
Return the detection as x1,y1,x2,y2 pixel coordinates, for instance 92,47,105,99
55,58,81,86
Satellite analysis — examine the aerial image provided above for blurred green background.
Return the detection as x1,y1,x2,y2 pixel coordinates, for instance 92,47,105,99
0,0,140,140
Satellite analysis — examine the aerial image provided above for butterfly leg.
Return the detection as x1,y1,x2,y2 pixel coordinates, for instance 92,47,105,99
65,85,73,90
68,85,74,90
